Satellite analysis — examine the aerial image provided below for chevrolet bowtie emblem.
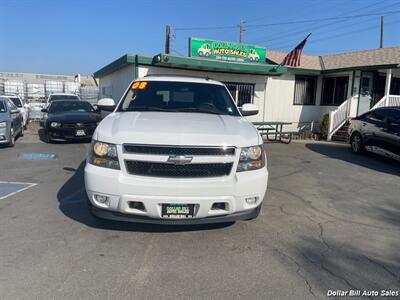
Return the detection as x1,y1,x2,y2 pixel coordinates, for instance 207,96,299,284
167,155,193,165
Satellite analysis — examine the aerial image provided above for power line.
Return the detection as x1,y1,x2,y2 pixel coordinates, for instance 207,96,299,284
245,9,400,28
249,1,400,46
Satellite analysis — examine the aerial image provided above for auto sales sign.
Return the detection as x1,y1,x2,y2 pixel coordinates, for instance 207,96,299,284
189,38,266,63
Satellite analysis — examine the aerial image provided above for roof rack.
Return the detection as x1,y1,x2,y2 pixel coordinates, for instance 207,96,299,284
143,74,212,80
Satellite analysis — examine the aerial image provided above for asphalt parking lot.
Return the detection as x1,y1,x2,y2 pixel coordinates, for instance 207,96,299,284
0,123,399,299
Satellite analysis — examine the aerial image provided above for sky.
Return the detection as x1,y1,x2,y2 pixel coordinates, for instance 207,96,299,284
1,0,400,76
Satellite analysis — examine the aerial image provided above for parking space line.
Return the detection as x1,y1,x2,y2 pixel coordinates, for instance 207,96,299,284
0,181,37,200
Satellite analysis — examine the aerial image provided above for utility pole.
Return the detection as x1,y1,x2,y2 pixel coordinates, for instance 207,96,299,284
165,25,171,54
380,16,384,48
239,20,244,43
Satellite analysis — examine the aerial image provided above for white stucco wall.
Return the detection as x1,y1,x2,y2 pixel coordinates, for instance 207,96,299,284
98,65,135,102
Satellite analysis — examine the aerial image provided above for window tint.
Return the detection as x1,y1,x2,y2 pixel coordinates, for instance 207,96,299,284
49,101,94,113
6,99,18,111
0,101,6,112
366,110,385,122
119,81,240,116
49,95,80,102
293,76,317,105
9,97,22,108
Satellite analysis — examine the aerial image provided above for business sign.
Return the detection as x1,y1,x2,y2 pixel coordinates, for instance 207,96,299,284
189,38,266,63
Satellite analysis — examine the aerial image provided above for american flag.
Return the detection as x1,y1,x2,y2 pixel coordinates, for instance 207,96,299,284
281,33,311,67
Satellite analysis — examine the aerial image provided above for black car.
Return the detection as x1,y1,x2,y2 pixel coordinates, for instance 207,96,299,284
348,107,400,156
41,100,101,142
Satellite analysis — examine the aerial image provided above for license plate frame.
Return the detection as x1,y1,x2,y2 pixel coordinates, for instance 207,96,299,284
161,204,195,219
75,129,86,136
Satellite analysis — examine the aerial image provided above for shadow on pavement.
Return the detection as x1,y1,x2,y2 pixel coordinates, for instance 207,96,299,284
57,160,233,232
306,143,400,176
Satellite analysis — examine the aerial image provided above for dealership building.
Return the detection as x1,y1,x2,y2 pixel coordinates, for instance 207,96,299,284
94,43,400,140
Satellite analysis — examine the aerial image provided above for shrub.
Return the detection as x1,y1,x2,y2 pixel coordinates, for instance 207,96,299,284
319,113,329,140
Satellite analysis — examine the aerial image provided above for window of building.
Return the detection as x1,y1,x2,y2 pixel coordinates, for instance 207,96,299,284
321,76,349,105
223,82,254,107
293,76,317,105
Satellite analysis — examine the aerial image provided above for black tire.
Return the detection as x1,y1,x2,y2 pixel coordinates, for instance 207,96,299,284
8,127,15,147
350,132,364,154
44,130,51,143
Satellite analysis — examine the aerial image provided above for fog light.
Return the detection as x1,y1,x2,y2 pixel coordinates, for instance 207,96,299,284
245,196,259,205
94,194,109,204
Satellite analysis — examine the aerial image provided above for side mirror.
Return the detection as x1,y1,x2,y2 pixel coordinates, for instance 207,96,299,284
97,98,116,112
240,103,259,116
41,108,48,113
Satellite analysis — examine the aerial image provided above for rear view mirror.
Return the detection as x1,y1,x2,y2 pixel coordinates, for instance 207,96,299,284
97,98,116,112
240,103,259,116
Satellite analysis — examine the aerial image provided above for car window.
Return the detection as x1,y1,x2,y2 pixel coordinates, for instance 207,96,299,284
49,95,80,102
9,97,22,108
0,101,6,112
6,99,18,111
365,110,385,122
48,101,94,113
119,81,240,116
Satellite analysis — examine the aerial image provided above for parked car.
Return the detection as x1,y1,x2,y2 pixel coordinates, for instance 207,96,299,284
348,107,400,156
85,76,268,224
0,96,24,147
47,93,80,105
41,100,100,143
4,95,29,129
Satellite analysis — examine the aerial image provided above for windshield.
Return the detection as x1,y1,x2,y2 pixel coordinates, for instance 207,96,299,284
49,95,80,102
9,97,22,108
48,101,94,114
0,101,6,113
118,81,240,116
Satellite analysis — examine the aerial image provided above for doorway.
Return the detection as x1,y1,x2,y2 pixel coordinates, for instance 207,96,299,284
357,72,373,116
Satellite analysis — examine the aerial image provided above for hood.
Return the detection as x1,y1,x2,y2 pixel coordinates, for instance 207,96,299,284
47,112,100,123
95,112,260,147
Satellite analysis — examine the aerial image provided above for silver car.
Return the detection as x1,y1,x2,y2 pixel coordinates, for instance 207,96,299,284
0,96,24,147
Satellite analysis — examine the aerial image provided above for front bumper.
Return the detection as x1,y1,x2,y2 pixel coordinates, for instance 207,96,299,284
84,163,268,224
47,126,95,141
91,204,261,224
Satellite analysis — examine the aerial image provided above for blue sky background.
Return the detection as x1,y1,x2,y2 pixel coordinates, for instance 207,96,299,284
1,0,399,75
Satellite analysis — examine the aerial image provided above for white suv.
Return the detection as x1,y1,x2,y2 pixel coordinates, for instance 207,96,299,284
84,76,268,224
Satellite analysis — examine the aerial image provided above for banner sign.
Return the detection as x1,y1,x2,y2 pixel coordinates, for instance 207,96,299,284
189,38,266,63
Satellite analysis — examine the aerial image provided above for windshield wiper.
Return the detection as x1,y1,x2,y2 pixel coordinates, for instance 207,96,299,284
128,106,174,112
175,107,223,115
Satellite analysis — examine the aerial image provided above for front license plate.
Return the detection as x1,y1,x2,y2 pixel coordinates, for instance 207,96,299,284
75,129,86,136
161,204,194,219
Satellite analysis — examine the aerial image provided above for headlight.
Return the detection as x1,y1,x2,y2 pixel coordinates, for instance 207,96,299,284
89,140,120,169
237,145,265,172
0,121,6,128
50,122,61,128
